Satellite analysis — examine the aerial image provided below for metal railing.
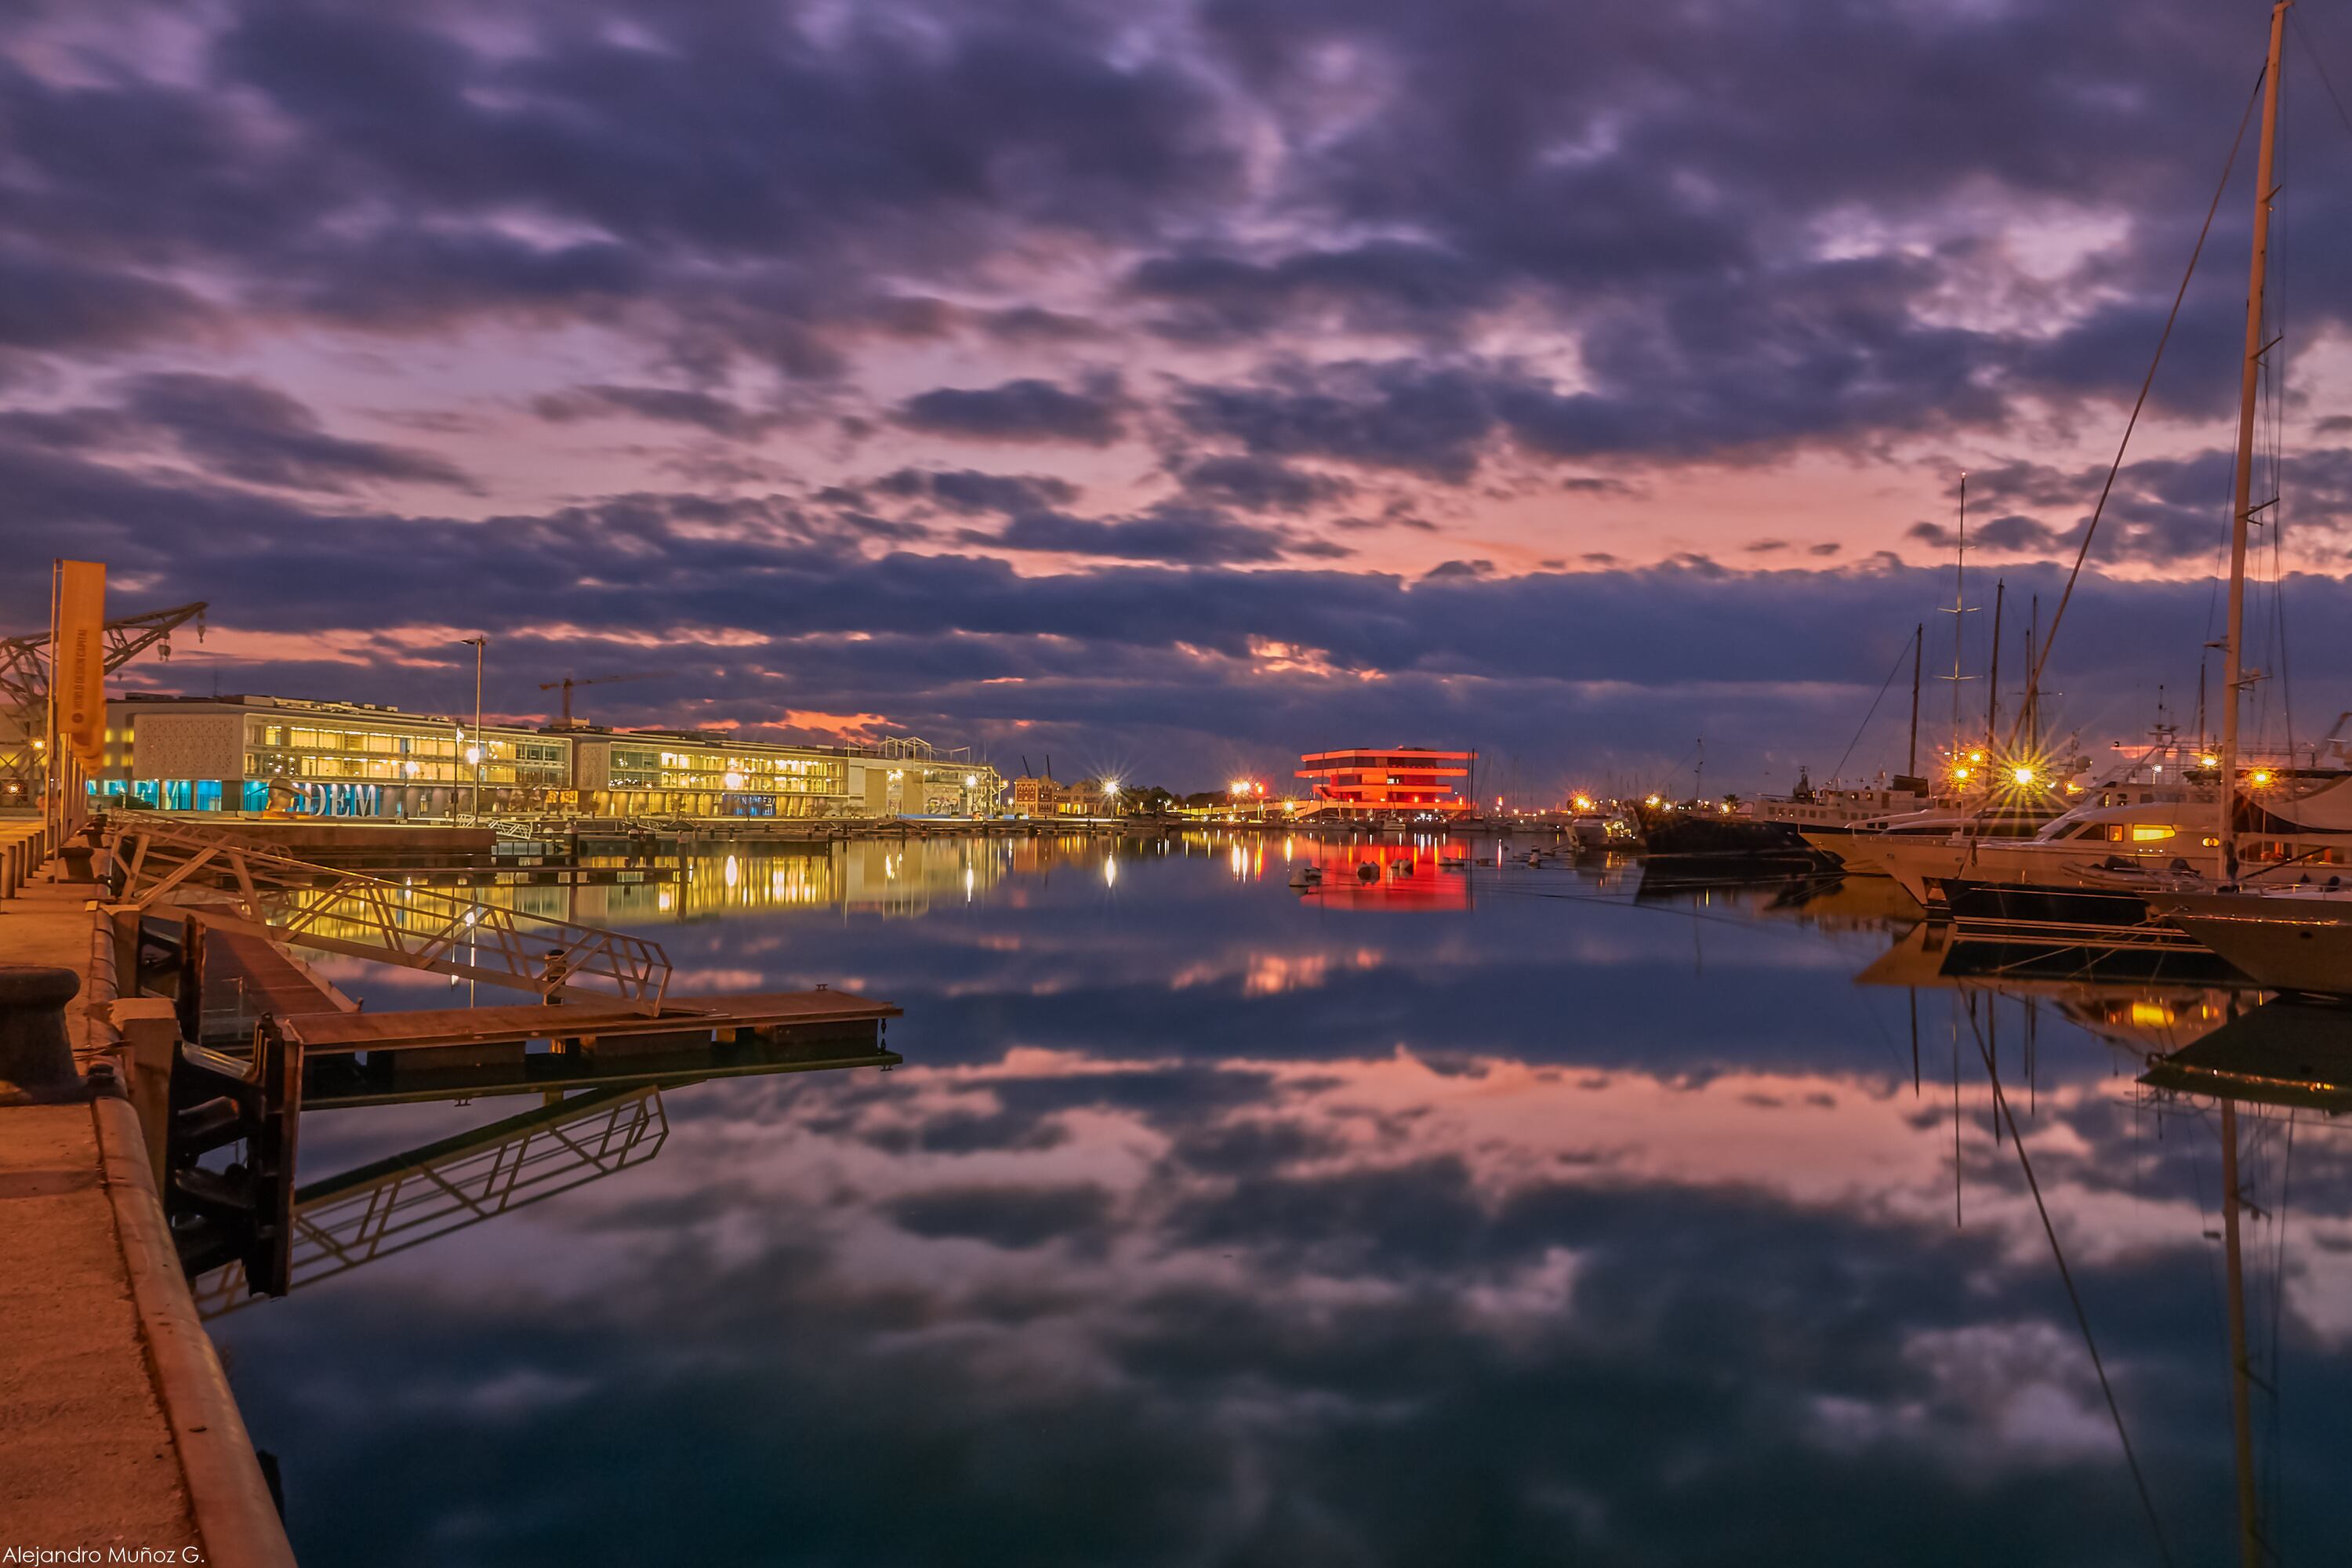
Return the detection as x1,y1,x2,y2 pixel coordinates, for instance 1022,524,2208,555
192,1087,666,1316
108,818,670,1011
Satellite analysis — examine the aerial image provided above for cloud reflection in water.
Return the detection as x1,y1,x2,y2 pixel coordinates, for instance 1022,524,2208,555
216,836,2352,1566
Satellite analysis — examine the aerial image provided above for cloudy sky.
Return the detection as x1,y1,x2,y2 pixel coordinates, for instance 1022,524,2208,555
7,0,2352,793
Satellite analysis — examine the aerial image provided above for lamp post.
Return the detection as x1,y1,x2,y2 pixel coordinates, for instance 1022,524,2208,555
457,635,485,823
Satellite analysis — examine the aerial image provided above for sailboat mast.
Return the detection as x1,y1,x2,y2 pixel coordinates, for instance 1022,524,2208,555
2026,593,2039,752
1987,579,2005,747
2220,2,2290,882
1908,622,1922,778
2220,1098,2261,1568
1951,473,1967,750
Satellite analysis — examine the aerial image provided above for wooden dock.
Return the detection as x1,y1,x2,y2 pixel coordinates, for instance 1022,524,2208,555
281,988,899,1054
0,826,295,1565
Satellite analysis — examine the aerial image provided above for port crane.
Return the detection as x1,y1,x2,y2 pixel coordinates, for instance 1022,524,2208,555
539,671,661,728
0,600,207,802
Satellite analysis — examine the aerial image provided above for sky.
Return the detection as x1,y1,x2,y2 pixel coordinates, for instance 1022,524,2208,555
9,0,2352,796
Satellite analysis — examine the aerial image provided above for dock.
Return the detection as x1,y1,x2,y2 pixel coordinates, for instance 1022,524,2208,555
0,822,295,1565
3,812,904,1559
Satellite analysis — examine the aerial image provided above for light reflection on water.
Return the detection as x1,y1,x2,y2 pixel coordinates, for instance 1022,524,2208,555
216,833,2352,1566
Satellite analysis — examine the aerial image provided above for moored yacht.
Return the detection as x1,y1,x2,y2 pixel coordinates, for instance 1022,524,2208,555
1879,767,2352,906
2154,884,2352,996
1799,797,2067,877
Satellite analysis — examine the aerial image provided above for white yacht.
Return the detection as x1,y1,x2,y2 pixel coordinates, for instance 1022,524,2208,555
1799,799,2065,877
2155,884,2352,996
1875,770,2352,906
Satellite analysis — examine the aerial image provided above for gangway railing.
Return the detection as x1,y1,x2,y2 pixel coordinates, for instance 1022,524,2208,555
192,1086,666,1316
107,818,670,1010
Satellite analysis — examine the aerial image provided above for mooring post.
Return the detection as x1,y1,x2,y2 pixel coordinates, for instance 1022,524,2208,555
0,964,81,1091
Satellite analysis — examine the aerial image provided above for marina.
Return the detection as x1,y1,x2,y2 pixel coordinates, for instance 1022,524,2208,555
32,823,2340,1563
17,0,2352,1560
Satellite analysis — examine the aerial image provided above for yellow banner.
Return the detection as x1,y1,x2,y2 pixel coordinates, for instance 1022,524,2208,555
53,559,106,771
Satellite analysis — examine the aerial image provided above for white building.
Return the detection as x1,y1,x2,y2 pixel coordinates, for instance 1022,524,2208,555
95,695,1001,821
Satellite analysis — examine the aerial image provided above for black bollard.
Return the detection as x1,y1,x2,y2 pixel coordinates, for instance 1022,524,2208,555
0,965,82,1089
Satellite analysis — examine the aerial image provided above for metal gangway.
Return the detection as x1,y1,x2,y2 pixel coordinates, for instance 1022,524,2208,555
107,817,670,1010
191,1086,667,1316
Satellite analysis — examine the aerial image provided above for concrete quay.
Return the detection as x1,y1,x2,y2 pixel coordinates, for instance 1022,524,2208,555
0,820,296,1566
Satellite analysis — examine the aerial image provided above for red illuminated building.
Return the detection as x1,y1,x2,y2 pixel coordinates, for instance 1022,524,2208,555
1296,747,1476,815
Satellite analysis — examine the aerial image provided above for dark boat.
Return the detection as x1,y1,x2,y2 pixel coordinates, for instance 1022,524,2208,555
1639,813,1832,884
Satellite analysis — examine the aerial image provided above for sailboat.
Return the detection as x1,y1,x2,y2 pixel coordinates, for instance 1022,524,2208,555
1893,4,2352,970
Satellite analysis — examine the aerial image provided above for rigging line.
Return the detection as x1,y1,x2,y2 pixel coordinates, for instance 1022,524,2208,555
1961,1005,2177,1567
1829,626,1918,785
2290,7,2352,151
2011,64,2267,759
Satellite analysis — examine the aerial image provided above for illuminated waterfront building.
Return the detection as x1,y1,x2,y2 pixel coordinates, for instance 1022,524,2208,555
1296,748,1475,815
92,695,1001,820
1011,773,1106,816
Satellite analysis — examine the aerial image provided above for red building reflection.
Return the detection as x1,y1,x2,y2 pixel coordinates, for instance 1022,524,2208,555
1294,837,1472,909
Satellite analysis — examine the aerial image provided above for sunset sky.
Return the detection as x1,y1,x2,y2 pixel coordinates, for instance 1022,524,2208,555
8,0,2352,794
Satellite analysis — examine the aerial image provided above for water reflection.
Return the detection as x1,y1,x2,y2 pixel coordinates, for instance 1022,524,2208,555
209,836,2352,1566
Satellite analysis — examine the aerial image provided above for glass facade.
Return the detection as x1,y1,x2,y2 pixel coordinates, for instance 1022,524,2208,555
244,719,567,789
90,698,996,821
597,744,847,818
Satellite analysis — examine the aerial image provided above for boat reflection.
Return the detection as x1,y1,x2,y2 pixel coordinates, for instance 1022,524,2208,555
2140,996,2352,1115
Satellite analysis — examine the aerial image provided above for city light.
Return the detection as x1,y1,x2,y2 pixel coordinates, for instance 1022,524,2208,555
722,770,744,789
1230,779,1250,795
1644,794,1661,807
463,745,481,765
964,774,978,787
2201,753,2220,768
1103,779,1121,795
1951,765,1970,781
2251,768,2274,786
1572,795,1595,812
2011,765,2035,786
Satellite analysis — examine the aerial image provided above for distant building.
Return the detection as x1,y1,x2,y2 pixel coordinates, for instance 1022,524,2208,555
89,694,1000,820
1011,773,1107,816
1296,747,1475,815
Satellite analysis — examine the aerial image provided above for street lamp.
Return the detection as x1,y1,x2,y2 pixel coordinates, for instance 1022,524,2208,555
456,635,486,822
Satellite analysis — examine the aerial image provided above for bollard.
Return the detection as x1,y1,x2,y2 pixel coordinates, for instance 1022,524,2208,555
0,964,82,1090
108,998,182,1186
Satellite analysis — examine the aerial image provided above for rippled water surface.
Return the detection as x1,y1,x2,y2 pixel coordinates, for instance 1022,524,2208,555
209,833,2352,1566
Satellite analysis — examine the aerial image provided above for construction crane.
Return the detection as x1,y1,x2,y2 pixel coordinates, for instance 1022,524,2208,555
0,601,207,802
538,672,662,728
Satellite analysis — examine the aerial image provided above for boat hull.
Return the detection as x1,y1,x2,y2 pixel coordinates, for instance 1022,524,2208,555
2158,895,2352,996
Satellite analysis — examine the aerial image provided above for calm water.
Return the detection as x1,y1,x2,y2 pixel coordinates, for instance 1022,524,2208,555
209,833,2352,1566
